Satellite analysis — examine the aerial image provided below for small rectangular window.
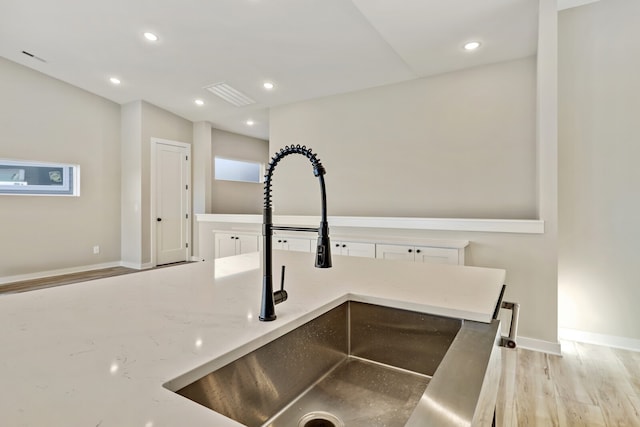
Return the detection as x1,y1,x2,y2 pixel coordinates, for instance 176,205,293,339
0,159,80,196
214,157,263,183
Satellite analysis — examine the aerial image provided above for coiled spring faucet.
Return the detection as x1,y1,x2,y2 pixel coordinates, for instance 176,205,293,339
260,145,332,321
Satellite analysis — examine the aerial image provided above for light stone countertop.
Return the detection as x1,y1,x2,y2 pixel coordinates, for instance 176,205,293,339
0,251,505,427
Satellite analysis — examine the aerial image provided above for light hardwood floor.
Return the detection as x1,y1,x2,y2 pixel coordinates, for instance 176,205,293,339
2,268,639,426
497,341,640,426
0,262,189,294
0,266,137,294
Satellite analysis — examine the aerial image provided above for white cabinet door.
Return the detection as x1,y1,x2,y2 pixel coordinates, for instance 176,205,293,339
275,237,311,253
287,237,312,253
237,234,259,255
215,233,239,259
214,232,259,258
334,241,375,258
414,246,459,265
344,242,376,258
376,244,460,265
375,244,415,262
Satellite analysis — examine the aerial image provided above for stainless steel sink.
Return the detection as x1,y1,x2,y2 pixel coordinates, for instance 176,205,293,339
167,301,501,427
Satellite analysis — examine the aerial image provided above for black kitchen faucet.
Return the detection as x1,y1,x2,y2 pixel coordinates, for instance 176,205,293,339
259,145,332,321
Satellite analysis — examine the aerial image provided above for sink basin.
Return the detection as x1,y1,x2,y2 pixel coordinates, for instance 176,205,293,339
166,301,500,427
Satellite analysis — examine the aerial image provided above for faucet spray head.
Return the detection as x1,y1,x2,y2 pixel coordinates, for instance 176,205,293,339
315,236,332,268
315,221,332,268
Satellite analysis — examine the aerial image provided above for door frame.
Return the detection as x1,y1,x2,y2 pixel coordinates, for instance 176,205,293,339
150,137,192,267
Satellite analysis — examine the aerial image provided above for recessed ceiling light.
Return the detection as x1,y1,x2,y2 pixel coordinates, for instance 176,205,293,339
246,120,255,126
263,82,274,90
464,41,481,51
109,77,121,85
194,99,204,106
144,32,159,42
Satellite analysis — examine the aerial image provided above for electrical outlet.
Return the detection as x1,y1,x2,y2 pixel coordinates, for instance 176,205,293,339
93,245,100,254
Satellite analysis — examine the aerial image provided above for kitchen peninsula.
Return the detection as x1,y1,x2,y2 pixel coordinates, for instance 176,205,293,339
0,251,505,426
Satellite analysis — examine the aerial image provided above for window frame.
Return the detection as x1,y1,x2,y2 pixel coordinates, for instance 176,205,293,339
213,156,264,184
0,159,80,196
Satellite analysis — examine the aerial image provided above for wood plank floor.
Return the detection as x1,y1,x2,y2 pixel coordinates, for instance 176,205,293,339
0,266,137,294
0,262,189,294
2,267,639,425
497,341,640,426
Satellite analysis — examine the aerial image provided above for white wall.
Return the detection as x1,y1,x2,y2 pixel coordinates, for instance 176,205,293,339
211,128,269,214
193,121,213,216
270,53,559,347
0,57,121,278
120,101,143,267
121,100,193,268
270,57,537,219
559,0,640,343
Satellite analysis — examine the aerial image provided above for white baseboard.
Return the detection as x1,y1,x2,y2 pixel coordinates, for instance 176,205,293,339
119,261,140,270
559,328,640,352
515,336,562,355
120,261,153,270
0,261,122,285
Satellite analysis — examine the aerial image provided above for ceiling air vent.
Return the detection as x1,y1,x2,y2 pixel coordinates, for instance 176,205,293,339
204,82,255,107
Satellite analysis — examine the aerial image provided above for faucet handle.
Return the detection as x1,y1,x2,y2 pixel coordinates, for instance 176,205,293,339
273,265,288,305
279,265,286,292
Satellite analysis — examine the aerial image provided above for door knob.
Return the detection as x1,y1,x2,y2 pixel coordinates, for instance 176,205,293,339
157,218,162,222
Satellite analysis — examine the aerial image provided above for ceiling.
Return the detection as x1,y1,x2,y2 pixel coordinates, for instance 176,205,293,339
0,0,544,140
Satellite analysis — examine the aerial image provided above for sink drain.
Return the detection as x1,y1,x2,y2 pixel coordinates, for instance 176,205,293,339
298,411,344,427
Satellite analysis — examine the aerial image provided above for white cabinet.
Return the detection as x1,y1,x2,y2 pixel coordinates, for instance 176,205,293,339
206,227,465,265
376,244,460,265
414,246,460,265
273,237,312,253
214,232,259,259
375,244,415,262
333,241,376,258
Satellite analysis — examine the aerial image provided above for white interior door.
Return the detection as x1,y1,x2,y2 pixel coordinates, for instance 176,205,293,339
154,141,190,265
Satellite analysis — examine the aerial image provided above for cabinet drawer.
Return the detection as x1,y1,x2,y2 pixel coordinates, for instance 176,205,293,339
334,241,376,258
214,232,259,259
414,246,459,265
275,237,312,253
375,244,460,265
